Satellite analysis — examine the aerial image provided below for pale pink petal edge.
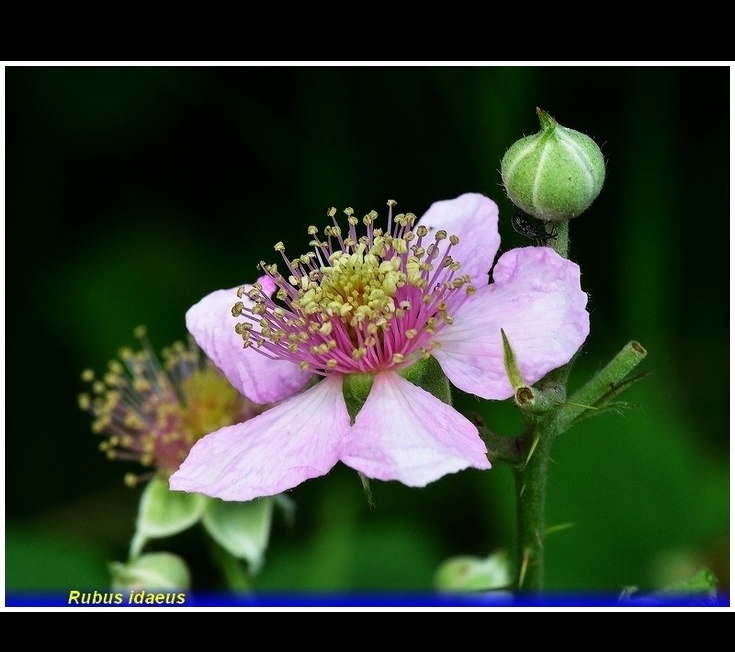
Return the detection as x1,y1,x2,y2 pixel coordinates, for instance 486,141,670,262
186,277,309,404
341,372,490,486
170,376,350,501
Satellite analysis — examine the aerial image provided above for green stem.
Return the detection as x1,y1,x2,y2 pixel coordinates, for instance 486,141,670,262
551,219,569,258
511,357,570,593
207,535,253,592
555,341,647,432
509,222,568,592
510,341,647,593
514,423,555,593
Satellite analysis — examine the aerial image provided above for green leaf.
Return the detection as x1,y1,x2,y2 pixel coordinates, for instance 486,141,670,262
202,498,274,573
133,477,206,555
110,552,191,590
619,568,719,606
654,567,718,597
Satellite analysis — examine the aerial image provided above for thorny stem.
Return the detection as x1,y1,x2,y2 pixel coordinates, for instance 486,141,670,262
483,339,647,593
511,355,571,593
511,217,570,593
482,217,646,594
514,422,556,592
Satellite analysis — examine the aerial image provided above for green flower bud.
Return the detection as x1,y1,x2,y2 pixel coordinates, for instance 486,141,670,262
434,550,512,592
501,108,606,222
110,552,191,591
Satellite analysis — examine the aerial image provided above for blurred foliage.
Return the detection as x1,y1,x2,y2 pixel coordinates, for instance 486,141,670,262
5,65,729,597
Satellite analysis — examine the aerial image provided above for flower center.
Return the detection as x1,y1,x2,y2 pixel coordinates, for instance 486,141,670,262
78,329,258,485
234,201,476,375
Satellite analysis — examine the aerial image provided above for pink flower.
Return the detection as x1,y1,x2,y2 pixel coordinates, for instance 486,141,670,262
79,327,265,486
170,193,589,501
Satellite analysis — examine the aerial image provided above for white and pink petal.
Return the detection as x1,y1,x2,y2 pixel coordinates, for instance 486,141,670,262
416,192,501,283
186,277,310,404
170,376,351,501
433,246,589,400
340,372,490,486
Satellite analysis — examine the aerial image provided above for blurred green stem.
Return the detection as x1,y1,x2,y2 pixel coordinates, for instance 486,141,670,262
207,535,253,592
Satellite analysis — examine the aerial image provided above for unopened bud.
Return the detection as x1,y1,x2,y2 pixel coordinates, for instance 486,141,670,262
501,108,606,222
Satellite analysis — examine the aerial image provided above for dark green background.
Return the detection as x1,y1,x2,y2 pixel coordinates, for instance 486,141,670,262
5,65,729,597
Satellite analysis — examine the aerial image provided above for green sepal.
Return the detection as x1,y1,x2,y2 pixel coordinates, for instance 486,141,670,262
434,550,513,592
110,551,191,591
501,330,562,415
201,497,274,574
342,355,452,424
273,493,297,527
398,355,452,405
342,372,375,423
131,477,206,557
501,328,525,391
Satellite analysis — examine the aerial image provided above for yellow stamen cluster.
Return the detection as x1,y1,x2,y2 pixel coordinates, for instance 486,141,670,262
78,327,260,484
234,202,477,375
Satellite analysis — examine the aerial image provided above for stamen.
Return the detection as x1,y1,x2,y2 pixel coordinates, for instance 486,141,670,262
237,201,477,375
79,329,260,483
